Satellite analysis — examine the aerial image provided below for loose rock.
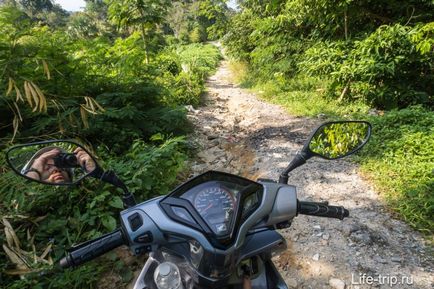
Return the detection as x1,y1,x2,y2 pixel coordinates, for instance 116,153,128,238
286,278,297,288
350,231,372,246
342,224,361,236
329,278,346,289
391,256,402,263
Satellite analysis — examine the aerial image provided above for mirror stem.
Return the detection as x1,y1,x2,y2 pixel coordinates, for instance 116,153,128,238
91,168,136,208
279,151,309,184
122,193,136,208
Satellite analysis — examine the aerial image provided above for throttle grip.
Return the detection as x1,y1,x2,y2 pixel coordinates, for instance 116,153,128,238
59,228,125,269
298,201,349,220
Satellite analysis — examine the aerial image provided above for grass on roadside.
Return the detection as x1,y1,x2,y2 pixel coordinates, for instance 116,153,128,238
228,62,370,118
229,60,434,236
358,107,434,235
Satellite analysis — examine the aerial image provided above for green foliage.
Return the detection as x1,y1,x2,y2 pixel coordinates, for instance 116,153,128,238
105,0,171,62
108,137,188,199
249,16,306,78
230,63,370,117
66,11,113,39
358,106,434,234
300,41,349,76
105,0,169,29
225,1,433,110
297,24,434,109
189,25,207,43
176,44,221,80
156,44,221,106
327,24,433,109
167,0,230,43
198,0,229,40
223,9,257,60
9,0,69,27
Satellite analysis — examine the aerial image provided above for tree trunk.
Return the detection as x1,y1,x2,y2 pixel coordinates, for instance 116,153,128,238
140,25,149,64
344,8,348,40
338,79,351,102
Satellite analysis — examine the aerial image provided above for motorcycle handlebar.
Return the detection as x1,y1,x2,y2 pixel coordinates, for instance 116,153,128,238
297,201,349,220
59,228,126,269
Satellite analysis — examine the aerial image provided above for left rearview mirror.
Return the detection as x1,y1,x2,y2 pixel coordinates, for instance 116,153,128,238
6,140,99,186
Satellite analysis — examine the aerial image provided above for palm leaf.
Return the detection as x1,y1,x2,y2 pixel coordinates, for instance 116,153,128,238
42,59,51,80
6,77,14,96
14,83,23,102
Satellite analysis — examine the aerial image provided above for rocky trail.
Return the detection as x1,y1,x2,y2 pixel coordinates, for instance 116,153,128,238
184,59,433,289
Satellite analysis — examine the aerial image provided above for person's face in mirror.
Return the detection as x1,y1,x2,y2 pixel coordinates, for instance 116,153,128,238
42,158,71,183
25,148,72,184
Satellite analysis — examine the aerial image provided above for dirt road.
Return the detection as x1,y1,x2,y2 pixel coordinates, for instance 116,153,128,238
185,59,433,289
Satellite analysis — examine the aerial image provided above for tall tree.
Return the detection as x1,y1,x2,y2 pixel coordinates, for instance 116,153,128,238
105,0,171,63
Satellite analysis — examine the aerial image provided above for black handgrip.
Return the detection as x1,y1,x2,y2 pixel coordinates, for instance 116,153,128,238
298,201,349,220
59,228,126,269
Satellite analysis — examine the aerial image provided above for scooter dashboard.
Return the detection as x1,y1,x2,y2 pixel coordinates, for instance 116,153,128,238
160,171,263,242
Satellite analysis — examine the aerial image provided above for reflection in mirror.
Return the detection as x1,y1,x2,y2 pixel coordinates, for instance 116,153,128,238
7,142,97,185
308,122,370,159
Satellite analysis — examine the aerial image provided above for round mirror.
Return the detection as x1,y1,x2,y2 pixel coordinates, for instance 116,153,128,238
308,121,371,160
6,141,98,186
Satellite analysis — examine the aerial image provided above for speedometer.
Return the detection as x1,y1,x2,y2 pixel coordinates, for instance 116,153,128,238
194,186,235,235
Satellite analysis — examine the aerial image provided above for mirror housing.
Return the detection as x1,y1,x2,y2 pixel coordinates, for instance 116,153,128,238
6,140,99,186
279,121,371,184
306,121,371,160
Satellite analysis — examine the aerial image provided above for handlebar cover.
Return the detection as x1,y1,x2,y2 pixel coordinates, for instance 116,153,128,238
298,201,349,220
59,228,126,269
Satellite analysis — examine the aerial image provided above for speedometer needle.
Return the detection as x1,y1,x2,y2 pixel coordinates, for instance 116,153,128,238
201,203,213,214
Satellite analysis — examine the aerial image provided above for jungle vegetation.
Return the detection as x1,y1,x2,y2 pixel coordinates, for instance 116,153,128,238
0,0,433,287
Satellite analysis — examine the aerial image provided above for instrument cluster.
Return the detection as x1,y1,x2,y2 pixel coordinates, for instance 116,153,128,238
181,181,236,235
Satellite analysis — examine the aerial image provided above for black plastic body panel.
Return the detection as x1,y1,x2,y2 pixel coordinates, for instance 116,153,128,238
160,171,263,247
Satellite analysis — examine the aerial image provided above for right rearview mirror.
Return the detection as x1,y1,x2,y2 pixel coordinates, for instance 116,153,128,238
307,121,371,160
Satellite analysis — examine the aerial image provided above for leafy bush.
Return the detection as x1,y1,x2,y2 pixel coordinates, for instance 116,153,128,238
247,16,306,78
158,44,221,106
358,106,434,234
223,9,256,61
107,136,188,200
176,43,221,79
329,24,433,109
189,25,207,43
300,41,350,76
